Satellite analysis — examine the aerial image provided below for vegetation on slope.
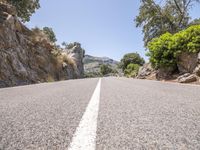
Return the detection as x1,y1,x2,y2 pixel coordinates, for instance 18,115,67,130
120,53,145,77
135,0,200,82
4,0,40,22
135,0,200,47
147,25,200,70
84,55,121,77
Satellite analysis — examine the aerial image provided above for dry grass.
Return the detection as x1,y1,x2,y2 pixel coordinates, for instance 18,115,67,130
53,52,77,73
60,52,77,69
31,28,50,43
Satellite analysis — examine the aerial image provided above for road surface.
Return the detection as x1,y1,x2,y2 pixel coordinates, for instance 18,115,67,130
0,77,200,149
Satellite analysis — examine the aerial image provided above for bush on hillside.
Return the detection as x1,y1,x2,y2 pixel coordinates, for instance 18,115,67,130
100,64,113,76
6,0,40,22
120,53,145,71
124,63,140,77
43,27,57,43
147,25,200,69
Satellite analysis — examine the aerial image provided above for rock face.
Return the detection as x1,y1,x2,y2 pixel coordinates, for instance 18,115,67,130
64,42,85,78
176,52,200,83
137,63,174,80
177,52,198,73
156,67,176,80
0,3,84,88
137,63,156,80
194,64,200,76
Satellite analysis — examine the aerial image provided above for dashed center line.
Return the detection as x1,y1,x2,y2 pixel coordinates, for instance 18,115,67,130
68,78,101,150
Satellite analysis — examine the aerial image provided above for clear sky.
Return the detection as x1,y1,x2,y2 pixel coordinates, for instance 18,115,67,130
27,0,200,61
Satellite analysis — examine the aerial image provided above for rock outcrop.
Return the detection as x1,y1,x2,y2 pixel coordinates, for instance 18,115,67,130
65,43,85,78
137,63,156,80
0,3,84,88
177,73,198,83
194,64,200,76
138,51,200,84
176,52,200,83
177,52,198,73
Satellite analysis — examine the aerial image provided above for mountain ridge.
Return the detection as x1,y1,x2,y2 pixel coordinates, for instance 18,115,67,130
83,54,122,77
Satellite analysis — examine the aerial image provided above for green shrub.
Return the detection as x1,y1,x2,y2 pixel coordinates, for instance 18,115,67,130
7,0,40,22
147,25,200,69
100,64,113,76
43,27,57,43
120,53,145,71
147,32,176,69
124,63,140,77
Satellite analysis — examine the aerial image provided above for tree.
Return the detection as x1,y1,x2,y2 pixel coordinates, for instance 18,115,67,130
100,64,113,76
61,42,68,48
6,0,40,22
135,0,200,46
124,64,140,77
120,53,145,71
64,42,81,49
43,27,57,43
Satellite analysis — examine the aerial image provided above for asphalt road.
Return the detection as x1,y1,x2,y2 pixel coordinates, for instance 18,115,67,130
0,77,200,149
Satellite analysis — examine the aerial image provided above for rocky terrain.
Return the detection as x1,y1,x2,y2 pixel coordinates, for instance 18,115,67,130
137,52,200,84
83,55,122,76
0,3,84,88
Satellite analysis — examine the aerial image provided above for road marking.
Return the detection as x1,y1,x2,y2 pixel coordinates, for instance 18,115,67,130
68,78,101,150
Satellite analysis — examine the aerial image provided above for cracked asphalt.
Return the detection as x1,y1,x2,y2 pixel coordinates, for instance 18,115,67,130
0,77,200,149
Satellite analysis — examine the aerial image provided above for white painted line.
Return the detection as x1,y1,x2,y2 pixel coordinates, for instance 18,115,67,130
68,78,101,150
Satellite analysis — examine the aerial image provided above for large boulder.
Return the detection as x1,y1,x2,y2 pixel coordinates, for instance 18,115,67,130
177,73,197,83
177,52,198,73
137,63,156,80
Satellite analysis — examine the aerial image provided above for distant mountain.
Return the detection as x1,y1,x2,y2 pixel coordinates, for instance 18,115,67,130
84,55,119,64
83,55,122,76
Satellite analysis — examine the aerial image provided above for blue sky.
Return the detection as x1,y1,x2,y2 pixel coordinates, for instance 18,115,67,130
27,0,200,61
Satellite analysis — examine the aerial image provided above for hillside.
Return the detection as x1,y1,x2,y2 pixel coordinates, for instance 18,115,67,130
0,3,84,88
83,55,122,76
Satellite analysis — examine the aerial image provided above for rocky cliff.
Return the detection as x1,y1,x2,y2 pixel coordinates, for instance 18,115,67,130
0,3,84,88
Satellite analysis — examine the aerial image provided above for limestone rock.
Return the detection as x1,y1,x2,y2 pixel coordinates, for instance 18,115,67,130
194,64,200,76
137,63,156,80
177,52,198,73
156,66,176,80
65,42,85,78
137,63,152,79
177,73,197,83
0,3,84,88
